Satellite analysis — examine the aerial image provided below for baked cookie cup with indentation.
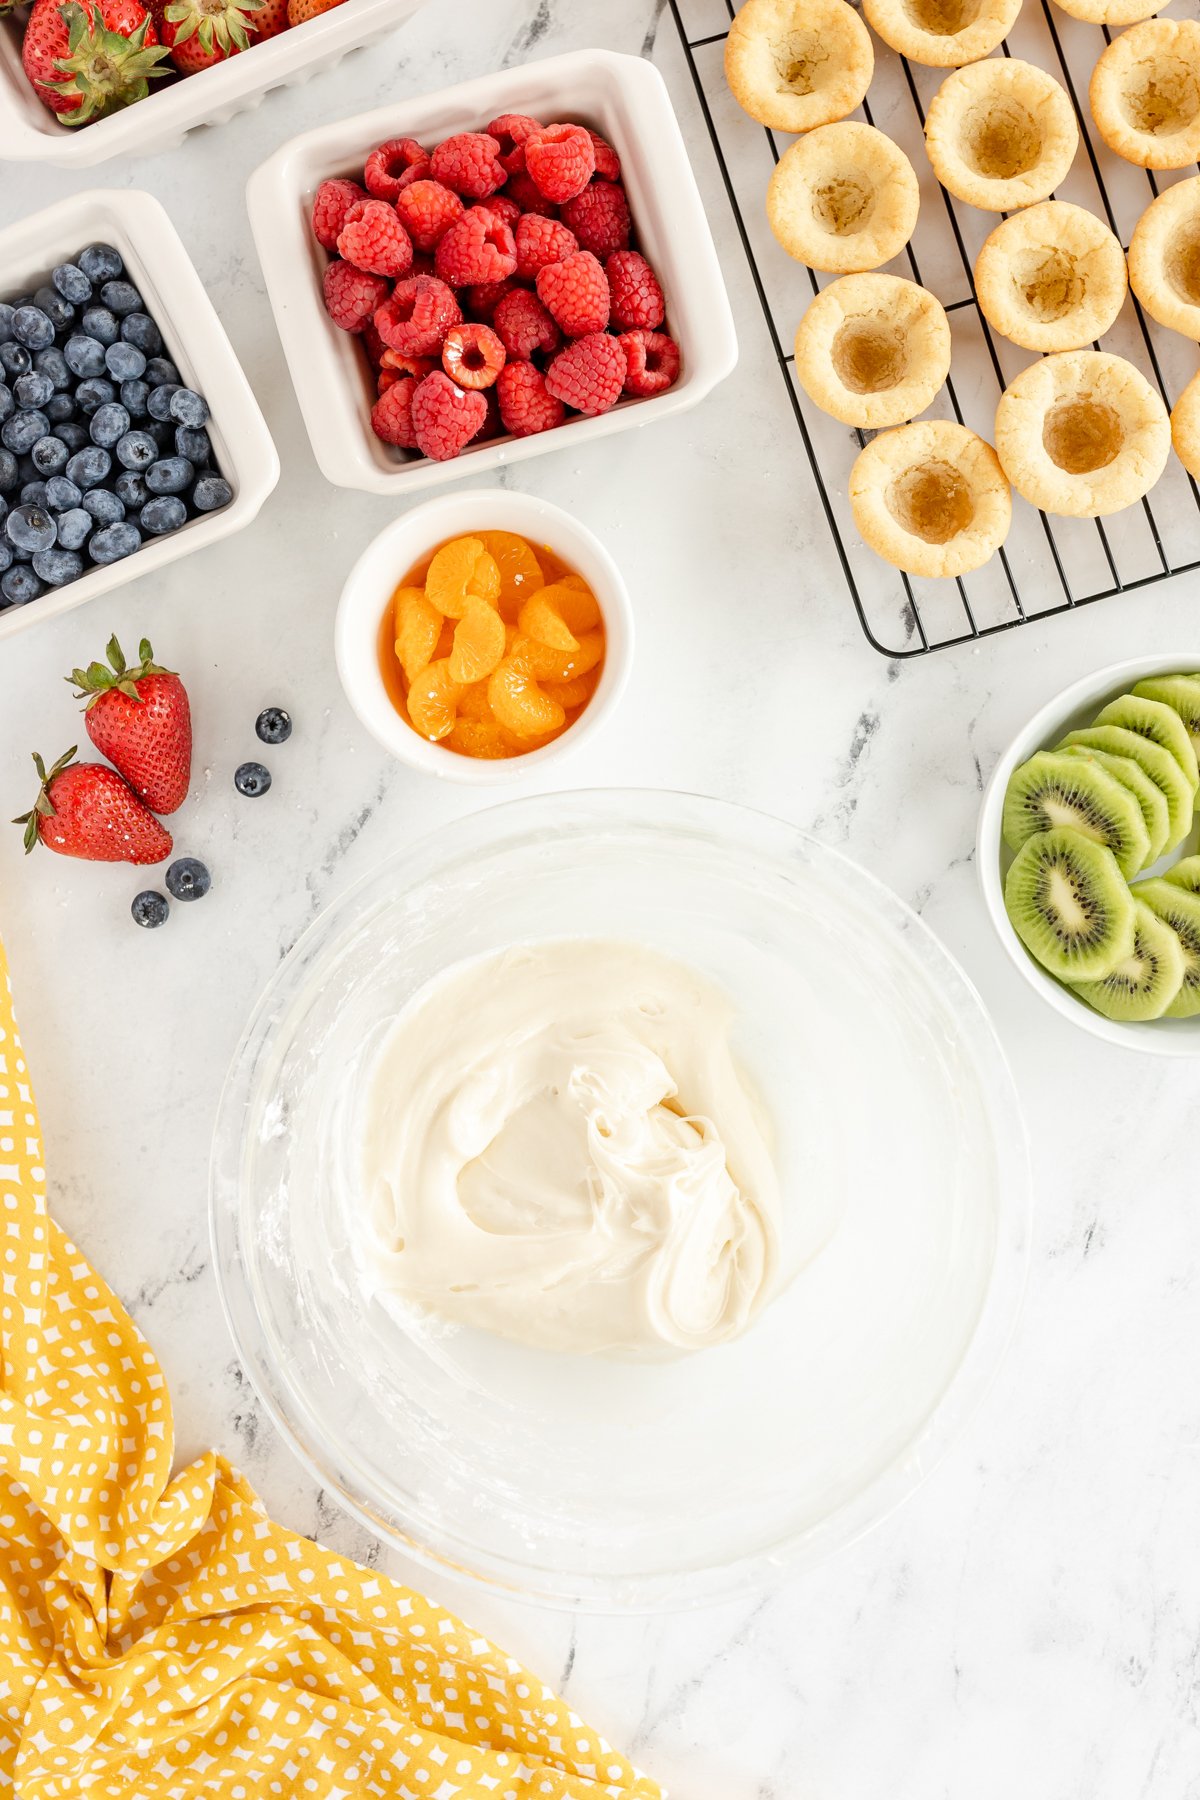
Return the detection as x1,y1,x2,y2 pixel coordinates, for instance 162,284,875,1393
794,274,951,428
767,123,920,274
1090,20,1200,170
1170,371,1200,478
1056,0,1164,20
850,419,1012,578
974,202,1127,352
725,0,873,133
862,0,1021,68
994,350,1170,517
925,57,1078,212
1128,178,1200,338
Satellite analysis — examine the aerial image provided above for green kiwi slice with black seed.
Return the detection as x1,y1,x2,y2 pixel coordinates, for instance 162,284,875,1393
1001,751,1151,877
1130,675,1200,759
1163,854,1200,894
1131,878,1200,1018
1057,745,1171,864
1059,725,1196,851
1070,899,1186,1022
1004,828,1136,981
1093,694,1200,788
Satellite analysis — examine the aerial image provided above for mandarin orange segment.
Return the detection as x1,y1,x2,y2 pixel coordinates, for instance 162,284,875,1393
448,596,506,685
487,658,567,738
543,668,600,711
456,680,494,721
477,529,545,618
447,719,513,760
393,586,442,683
544,577,601,635
426,536,501,618
518,591,579,653
405,658,462,741
507,628,605,682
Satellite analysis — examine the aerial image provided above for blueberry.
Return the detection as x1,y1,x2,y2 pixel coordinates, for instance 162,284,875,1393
105,340,146,382
0,565,43,605
34,347,71,392
66,446,111,490
0,541,10,572
55,507,92,551
76,378,116,417
83,487,124,525
64,335,107,379
81,306,119,347
6,503,56,553
44,474,81,511
145,456,193,495
52,262,93,306
79,243,124,284
19,482,49,510
14,371,53,411
120,378,150,419
147,383,180,422
0,304,12,345
121,312,162,356
34,286,74,333
0,343,31,379
145,357,179,388
148,420,175,451
2,411,49,455
174,425,210,465
169,387,209,428
140,494,186,535
255,707,292,745
12,307,55,351
89,520,141,563
234,761,271,798
115,430,157,470
32,547,83,587
165,857,210,901
192,474,232,512
31,436,69,477
90,402,130,449
131,891,169,929
114,469,148,508
56,422,88,453
100,280,141,317
0,449,17,492
45,393,74,425
0,386,11,427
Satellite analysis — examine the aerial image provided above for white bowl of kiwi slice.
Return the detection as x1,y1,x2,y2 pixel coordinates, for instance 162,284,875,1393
978,656,1200,1053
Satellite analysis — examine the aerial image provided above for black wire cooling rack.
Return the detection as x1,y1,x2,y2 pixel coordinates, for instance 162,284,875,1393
668,0,1200,658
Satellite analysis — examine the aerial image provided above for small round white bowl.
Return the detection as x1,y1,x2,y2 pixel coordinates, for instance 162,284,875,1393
978,653,1200,1056
334,489,633,785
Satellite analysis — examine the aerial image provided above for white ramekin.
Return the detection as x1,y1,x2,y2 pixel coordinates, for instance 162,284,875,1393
247,49,738,495
0,188,279,644
335,488,632,783
978,654,1200,1056
0,0,424,166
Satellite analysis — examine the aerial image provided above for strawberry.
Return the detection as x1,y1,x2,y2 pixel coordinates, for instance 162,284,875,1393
22,0,168,124
68,635,192,816
15,749,173,865
287,0,341,22
156,0,268,71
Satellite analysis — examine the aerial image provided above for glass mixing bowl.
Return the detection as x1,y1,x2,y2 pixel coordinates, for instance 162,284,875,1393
211,791,1030,1611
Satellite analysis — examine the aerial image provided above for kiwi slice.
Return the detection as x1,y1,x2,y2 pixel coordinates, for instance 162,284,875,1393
1070,899,1185,1022
1093,694,1200,788
1060,725,1196,851
1131,675,1200,758
1057,745,1170,864
1163,854,1200,894
1002,751,1151,876
1133,878,1200,1018
1004,828,1136,981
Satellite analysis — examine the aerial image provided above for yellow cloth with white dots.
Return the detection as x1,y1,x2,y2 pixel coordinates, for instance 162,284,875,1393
0,942,660,1800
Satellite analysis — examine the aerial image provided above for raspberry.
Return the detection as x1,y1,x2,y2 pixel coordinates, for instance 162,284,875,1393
545,332,627,415
377,367,401,394
478,194,521,231
536,251,610,336
361,318,387,367
497,360,566,437
606,251,665,331
464,276,521,320
504,169,558,218
312,177,366,252
487,112,542,173
620,329,680,397
588,130,621,182
514,213,578,283
395,180,465,252
430,132,506,199
434,209,517,287
475,386,504,442
337,200,413,279
371,375,419,446
381,348,437,379
375,275,462,357
411,370,488,460
322,260,389,332
524,122,595,204
560,181,631,260
364,138,430,200
493,288,560,361
442,322,506,390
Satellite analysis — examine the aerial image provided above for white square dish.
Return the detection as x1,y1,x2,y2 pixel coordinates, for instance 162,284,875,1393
246,48,738,495
0,188,279,642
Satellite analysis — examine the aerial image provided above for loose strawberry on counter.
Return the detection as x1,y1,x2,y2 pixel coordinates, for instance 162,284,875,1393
22,0,168,122
68,634,192,815
15,747,173,863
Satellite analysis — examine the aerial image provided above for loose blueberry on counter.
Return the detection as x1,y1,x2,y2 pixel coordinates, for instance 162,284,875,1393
234,762,271,797
90,521,141,563
165,857,210,902
131,891,169,929
52,263,92,307
140,495,186,535
193,475,232,512
255,706,292,746
6,504,56,553
79,244,123,284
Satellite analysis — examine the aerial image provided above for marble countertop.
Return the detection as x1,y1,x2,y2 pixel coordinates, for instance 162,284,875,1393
3,2,1200,1794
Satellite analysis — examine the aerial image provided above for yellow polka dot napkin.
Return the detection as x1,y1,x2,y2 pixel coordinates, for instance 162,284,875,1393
0,939,660,1800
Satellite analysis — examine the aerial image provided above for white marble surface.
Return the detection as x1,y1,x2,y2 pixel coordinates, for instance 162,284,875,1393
3,3,1200,1794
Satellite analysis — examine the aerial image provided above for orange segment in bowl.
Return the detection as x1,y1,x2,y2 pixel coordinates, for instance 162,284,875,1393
426,536,502,617
543,668,600,711
509,628,604,682
406,658,462,741
449,596,506,685
477,530,544,618
488,658,567,738
394,586,441,683
545,577,601,635
447,719,512,759
518,592,579,653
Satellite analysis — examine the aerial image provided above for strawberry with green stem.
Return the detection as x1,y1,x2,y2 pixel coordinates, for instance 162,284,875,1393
68,634,192,816
153,0,282,73
14,748,173,864
22,0,168,123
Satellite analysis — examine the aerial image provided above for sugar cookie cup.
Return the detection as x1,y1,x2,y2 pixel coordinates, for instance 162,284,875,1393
849,420,1012,578
1055,0,1163,19
994,351,1170,518
767,123,920,275
794,275,951,429
1090,20,1200,170
862,0,1020,69
1171,372,1200,478
724,0,872,134
1128,178,1200,339
925,58,1078,212
974,202,1127,352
